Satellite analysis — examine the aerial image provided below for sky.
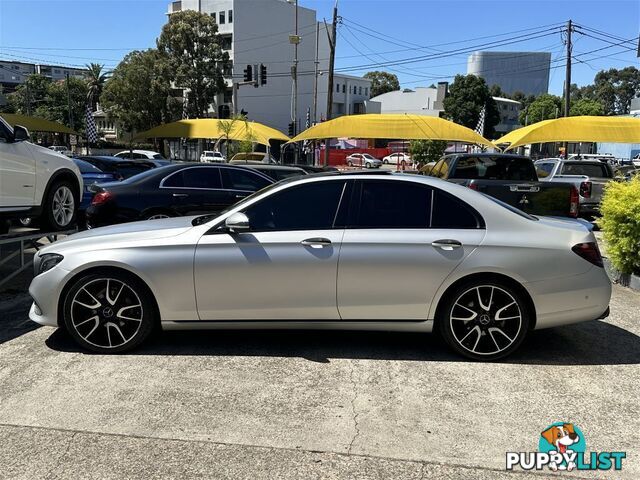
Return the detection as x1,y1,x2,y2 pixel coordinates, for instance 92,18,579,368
0,0,638,95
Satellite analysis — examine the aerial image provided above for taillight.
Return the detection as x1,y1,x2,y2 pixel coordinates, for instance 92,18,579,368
91,191,113,206
571,242,603,268
569,186,579,218
580,181,592,198
468,183,479,191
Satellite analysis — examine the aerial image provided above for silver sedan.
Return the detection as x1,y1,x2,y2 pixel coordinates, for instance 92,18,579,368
29,173,611,360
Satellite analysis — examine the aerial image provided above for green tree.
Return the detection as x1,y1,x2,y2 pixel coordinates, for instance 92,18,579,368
519,94,561,124
570,98,604,116
409,139,447,165
85,63,109,110
363,71,400,98
593,67,640,115
101,49,180,135
443,74,500,138
8,74,88,132
215,113,249,157
488,84,505,98
157,10,228,118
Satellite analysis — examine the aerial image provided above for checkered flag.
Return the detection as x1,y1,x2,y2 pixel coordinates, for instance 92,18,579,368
182,91,189,119
474,105,486,137
85,103,98,143
305,107,311,130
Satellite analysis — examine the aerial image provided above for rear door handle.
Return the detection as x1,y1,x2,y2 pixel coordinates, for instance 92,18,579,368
172,193,189,197
431,239,462,250
301,237,332,248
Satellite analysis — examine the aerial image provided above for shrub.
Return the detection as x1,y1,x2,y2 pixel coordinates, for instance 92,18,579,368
599,176,640,275
409,140,447,166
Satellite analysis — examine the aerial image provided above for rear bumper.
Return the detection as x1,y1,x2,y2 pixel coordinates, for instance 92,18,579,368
526,266,612,329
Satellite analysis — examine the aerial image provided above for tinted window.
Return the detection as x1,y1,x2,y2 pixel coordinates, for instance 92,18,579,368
222,168,272,191
431,190,480,229
164,167,222,188
451,156,536,181
73,159,102,173
535,162,554,178
244,181,345,231
115,163,152,179
353,181,431,228
561,162,608,177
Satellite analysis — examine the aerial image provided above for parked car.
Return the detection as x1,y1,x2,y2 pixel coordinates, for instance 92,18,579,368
567,153,615,164
85,163,274,228
282,164,339,174
48,145,73,157
30,172,611,360
72,159,119,212
633,153,640,167
0,117,82,232
614,165,640,181
345,153,383,169
245,164,308,181
535,158,615,218
78,156,155,180
200,151,226,163
425,153,578,218
230,152,278,164
114,149,166,160
383,152,412,166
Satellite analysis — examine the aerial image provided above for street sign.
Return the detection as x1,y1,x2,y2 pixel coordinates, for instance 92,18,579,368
70,135,77,146
288,35,301,44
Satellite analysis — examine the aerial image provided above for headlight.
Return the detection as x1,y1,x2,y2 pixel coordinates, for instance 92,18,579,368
38,253,64,275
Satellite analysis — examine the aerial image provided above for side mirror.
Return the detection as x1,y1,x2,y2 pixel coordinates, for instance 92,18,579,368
224,212,250,233
12,125,30,142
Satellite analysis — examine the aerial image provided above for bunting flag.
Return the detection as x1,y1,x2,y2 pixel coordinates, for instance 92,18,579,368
474,105,486,137
85,104,98,143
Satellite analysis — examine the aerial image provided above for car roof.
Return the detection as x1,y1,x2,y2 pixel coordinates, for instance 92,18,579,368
117,149,158,155
80,155,152,164
447,153,529,159
247,165,305,171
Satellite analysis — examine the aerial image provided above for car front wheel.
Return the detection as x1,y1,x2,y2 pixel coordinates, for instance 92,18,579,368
438,281,530,361
63,272,156,353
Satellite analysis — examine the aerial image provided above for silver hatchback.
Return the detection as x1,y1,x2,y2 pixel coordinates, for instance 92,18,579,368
29,173,611,360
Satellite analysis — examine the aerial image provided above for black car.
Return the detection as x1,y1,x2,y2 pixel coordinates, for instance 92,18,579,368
86,163,274,227
78,156,156,180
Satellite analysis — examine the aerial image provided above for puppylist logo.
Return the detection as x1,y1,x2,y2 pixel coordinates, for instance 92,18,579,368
506,422,626,472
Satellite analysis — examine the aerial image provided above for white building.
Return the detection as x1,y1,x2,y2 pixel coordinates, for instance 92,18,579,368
0,60,86,92
169,0,371,134
366,83,448,116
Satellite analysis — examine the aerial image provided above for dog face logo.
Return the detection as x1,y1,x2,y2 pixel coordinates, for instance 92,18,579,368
539,423,584,471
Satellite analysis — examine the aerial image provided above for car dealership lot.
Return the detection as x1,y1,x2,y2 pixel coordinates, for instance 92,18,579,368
0,284,638,479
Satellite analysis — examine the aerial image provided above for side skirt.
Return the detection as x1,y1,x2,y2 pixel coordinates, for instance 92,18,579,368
161,319,435,333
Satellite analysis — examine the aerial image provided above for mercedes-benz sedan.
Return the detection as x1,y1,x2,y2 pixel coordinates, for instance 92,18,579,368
29,173,611,360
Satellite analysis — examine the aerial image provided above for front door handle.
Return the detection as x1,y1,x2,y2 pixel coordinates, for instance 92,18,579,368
301,237,332,248
172,193,189,198
431,239,462,250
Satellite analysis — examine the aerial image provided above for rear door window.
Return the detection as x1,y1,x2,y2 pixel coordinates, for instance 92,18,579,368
431,190,482,229
560,162,608,177
451,157,537,181
221,168,272,191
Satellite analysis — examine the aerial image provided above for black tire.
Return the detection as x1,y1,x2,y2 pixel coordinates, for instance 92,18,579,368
347,161,353,167
41,180,77,231
437,280,530,361
62,271,157,353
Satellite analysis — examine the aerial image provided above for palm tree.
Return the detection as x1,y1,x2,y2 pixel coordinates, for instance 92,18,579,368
85,63,109,111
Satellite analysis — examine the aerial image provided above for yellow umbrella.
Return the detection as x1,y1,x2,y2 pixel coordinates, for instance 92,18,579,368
0,113,78,135
133,118,289,145
287,114,495,148
496,116,640,150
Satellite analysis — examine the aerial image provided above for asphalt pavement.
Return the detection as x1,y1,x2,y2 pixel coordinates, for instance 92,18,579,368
0,284,638,479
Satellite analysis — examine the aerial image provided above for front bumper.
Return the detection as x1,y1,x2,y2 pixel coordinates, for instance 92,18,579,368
526,265,612,329
28,265,71,327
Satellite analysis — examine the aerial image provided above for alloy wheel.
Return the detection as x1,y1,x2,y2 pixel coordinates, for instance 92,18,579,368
146,214,170,220
449,285,523,356
52,186,75,227
69,278,143,349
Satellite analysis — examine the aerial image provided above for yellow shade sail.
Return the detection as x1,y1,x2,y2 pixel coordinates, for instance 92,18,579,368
133,118,290,145
496,116,640,150
0,113,78,135
287,114,495,148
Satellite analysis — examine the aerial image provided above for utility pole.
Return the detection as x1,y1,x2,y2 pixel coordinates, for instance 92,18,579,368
65,72,74,130
292,0,299,163
563,19,573,157
312,21,319,125
323,0,338,167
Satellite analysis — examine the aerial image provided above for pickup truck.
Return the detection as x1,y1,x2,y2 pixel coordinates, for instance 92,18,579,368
534,158,615,218
425,153,578,217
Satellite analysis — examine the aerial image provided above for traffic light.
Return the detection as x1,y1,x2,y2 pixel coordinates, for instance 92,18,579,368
243,65,253,82
288,122,295,137
260,64,267,86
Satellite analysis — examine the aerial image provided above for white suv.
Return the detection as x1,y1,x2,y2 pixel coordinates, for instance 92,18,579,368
0,118,83,232
200,150,226,163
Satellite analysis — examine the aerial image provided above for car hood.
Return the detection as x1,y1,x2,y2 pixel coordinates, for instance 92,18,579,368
40,216,197,255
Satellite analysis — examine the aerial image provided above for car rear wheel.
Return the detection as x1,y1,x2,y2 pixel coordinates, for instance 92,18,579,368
42,181,77,231
347,160,353,167
63,272,156,353
438,281,530,361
